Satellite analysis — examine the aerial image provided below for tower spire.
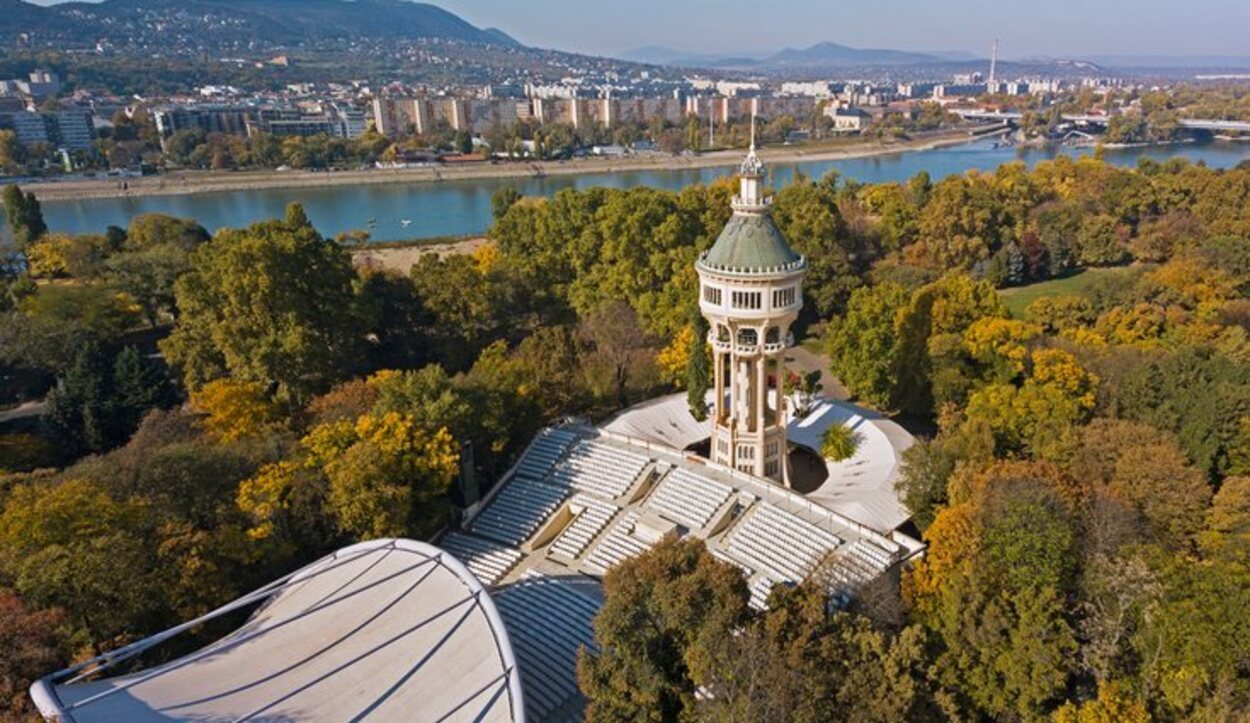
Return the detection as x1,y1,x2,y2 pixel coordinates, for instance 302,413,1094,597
749,107,756,153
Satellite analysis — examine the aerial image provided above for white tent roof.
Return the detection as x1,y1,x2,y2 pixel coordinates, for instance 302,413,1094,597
31,539,525,723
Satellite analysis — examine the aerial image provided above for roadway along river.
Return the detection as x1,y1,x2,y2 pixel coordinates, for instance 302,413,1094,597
39,138,1250,242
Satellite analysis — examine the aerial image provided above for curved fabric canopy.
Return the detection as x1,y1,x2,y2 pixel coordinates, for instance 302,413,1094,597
31,539,525,723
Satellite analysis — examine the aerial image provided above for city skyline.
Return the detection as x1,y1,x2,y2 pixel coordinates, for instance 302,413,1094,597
23,0,1250,61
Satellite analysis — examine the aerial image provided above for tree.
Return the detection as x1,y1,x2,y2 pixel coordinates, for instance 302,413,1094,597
577,538,748,722
189,378,283,443
244,408,460,542
161,217,362,407
284,202,311,229
1077,214,1130,267
409,253,512,370
0,478,163,650
911,174,1005,271
702,584,934,722
1053,681,1149,723
103,214,209,326
786,368,823,419
825,282,910,410
772,180,861,315
125,214,209,251
507,324,588,420
0,130,23,175
909,476,1079,719
42,344,171,457
1071,420,1211,543
491,187,522,222
1134,556,1250,719
686,312,710,421
109,345,172,435
821,423,860,461
578,301,657,409
894,274,1008,416
2,184,47,249
1,284,143,376
106,240,196,326
0,590,67,720
1201,476,1250,563
1025,295,1096,333
24,233,114,279
42,343,115,456
895,439,957,531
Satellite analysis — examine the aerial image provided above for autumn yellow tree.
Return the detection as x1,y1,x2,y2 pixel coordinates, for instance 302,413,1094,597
1052,681,1149,723
190,378,283,443
240,410,459,542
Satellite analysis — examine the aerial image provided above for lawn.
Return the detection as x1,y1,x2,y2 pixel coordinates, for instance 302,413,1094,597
998,267,1126,318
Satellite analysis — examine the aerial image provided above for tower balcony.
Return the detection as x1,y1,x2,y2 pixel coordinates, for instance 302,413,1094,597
730,196,772,214
706,330,793,355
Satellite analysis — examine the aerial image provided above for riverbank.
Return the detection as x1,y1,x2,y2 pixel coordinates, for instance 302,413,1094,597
23,130,980,202
350,236,488,273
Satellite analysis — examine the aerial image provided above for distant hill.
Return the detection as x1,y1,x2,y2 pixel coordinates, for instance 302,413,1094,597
0,0,521,49
765,41,941,67
920,50,981,63
621,41,964,70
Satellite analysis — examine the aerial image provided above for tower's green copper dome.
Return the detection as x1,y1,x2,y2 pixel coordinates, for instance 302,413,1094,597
700,214,802,273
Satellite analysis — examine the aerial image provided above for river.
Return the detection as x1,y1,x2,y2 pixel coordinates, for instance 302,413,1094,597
39,138,1250,242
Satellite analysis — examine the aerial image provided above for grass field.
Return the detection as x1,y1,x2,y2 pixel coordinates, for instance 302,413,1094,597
998,267,1130,318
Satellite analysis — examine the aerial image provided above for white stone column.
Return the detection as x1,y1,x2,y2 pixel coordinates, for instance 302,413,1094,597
713,344,723,421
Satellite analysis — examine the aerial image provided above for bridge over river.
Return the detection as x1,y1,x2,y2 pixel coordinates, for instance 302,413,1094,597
953,109,1250,133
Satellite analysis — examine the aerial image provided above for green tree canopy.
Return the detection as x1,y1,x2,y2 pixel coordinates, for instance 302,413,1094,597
161,217,362,407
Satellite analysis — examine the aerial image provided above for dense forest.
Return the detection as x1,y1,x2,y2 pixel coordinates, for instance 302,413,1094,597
2,151,1250,720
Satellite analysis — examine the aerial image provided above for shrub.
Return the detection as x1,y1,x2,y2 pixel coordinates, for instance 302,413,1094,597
821,423,860,462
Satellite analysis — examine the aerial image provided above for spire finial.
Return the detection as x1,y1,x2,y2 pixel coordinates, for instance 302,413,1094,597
740,105,763,177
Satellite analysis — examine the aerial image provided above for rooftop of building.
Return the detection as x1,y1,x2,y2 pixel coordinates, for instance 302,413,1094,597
31,539,524,723
31,397,922,723
696,141,805,276
698,213,804,275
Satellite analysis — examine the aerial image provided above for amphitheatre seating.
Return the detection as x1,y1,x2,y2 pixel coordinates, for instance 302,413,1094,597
494,574,600,723
550,495,619,560
722,503,844,585
846,538,896,570
545,441,651,500
438,532,524,586
749,576,776,611
821,539,898,602
710,546,752,577
644,467,733,531
583,513,655,575
471,478,569,547
514,428,579,482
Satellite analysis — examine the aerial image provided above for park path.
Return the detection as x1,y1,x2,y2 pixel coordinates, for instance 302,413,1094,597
785,344,850,401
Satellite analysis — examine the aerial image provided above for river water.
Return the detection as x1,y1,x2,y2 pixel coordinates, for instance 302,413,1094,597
40,139,1250,242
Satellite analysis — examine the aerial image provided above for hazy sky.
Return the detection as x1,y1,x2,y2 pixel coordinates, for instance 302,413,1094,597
27,0,1250,59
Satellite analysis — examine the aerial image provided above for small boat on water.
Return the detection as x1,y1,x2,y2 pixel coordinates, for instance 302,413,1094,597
400,219,412,227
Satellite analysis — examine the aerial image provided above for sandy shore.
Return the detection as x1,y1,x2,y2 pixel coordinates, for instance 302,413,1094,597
350,236,489,273
24,130,981,203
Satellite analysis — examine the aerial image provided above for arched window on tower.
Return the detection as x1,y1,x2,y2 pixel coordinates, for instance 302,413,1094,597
717,324,731,343
765,326,781,345
737,328,758,346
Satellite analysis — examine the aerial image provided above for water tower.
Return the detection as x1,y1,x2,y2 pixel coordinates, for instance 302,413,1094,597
695,131,806,485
